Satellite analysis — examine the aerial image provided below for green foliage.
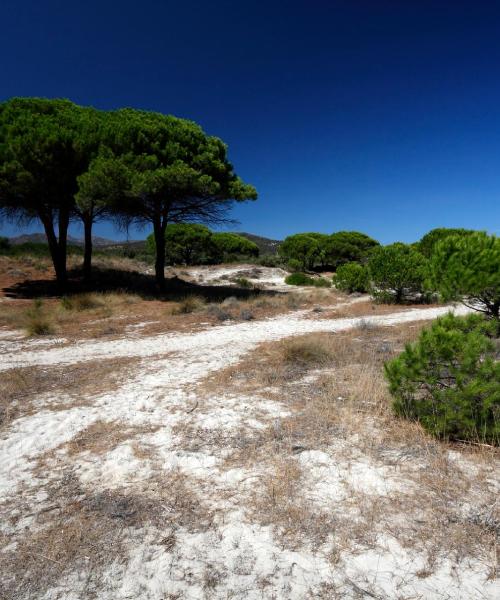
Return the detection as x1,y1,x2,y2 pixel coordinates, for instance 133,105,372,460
87,108,257,285
211,232,259,261
385,313,500,444
146,223,214,265
257,254,283,268
0,97,102,283
146,226,259,265
428,232,500,318
0,236,10,250
418,227,476,258
323,231,379,267
368,243,428,303
334,262,370,293
279,231,378,271
312,277,331,288
287,258,303,272
0,242,83,257
285,272,315,286
278,233,327,270
0,98,257,287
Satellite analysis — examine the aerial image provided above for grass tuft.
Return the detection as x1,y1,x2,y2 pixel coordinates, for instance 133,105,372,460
24,299,54,336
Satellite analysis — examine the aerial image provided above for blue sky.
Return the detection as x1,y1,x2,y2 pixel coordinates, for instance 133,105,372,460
1,0,499,243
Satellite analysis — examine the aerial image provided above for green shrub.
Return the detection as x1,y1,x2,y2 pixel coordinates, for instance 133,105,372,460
368,243,428,303
0,236,10,251
334,262,370,293
285,272,315,286
385,313,500,444
312,277,331,288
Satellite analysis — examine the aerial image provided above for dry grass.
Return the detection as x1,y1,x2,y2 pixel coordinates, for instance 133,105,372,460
198,321,499,574
0,255,364,342
167,295,206,315
204,321,403,392
64,420,160,456
0,468,213,600
0,356,144,429
308,298,440,320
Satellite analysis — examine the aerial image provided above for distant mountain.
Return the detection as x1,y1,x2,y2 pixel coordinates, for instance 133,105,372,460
9,233,50,245
236,232,282,255
8,231,282,255
9,232,130,248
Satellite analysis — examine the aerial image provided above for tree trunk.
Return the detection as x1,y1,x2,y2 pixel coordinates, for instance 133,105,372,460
83,214,93,282
153,218,166,288
40,213,67,287
57,209,69,286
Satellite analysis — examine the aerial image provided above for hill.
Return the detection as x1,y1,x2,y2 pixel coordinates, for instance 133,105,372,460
8,231,281,255
8,233,134,248
236,232,281,255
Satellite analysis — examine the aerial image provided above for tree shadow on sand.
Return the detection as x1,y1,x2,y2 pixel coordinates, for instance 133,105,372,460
3,265,282,302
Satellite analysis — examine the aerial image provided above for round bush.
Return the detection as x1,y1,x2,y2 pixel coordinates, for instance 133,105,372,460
385,313,500,444
369,243,428,303
285,272,315,286
334,262,369,293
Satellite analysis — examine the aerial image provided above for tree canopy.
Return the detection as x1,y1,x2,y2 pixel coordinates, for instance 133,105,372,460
211,232,259,260
417,227,476,258
83,108,257,285
428,231,500,318
278,230,379,271
278,233,328,270
0,97,100,284
323,231,379,267
0,98,257,287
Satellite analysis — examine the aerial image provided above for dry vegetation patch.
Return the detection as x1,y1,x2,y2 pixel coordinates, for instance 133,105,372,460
64,420,160,457
0,356,143,429
0,468,213,600
200,321,499,576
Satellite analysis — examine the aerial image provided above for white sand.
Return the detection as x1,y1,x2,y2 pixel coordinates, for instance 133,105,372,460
2,299,496,599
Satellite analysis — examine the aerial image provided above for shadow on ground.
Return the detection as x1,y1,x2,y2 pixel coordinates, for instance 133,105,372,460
3,266,282,302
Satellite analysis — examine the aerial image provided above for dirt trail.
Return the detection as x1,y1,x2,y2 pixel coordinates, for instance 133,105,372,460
0,303,469,372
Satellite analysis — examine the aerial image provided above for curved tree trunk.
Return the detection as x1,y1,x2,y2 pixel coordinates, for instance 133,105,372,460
40,212,68,288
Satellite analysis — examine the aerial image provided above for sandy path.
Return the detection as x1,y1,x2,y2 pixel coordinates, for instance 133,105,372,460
2,301,495,600
0,304,469,372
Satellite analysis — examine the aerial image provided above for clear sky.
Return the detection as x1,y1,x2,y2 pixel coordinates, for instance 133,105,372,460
1,0,500,243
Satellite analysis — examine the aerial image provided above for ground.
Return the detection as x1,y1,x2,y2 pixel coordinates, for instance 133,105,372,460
0,259,498,599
